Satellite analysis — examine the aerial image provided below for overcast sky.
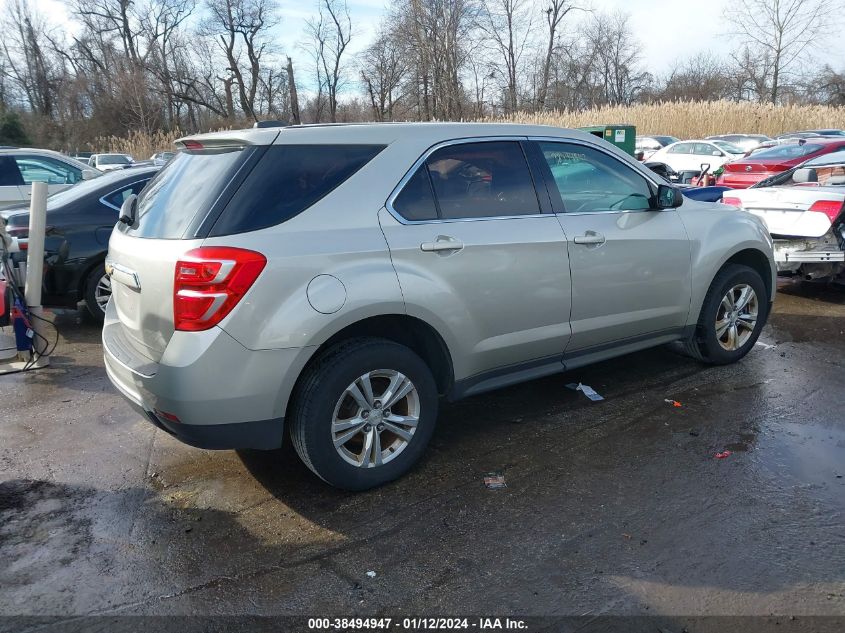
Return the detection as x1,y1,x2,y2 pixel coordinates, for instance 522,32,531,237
22,0,845,78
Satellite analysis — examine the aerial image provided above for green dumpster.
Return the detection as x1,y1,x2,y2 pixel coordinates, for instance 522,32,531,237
578,124,636,156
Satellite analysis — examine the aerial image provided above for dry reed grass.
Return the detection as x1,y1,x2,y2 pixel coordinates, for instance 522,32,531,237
100,101,845,157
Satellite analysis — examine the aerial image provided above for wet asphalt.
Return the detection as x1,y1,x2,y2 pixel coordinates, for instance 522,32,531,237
1,278,844,626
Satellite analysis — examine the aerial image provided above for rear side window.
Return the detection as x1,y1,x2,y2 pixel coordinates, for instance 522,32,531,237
210,144,384,236
393,166,438,221
125,148,248,238
101,179,152,210
668,143,692,154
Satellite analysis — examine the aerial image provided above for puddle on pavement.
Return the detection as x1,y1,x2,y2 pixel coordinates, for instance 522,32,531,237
752,421,845,509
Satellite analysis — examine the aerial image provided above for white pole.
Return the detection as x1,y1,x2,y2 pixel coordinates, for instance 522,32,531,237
24,181,50,367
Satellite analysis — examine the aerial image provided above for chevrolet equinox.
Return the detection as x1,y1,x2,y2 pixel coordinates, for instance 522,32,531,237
103,123,776,490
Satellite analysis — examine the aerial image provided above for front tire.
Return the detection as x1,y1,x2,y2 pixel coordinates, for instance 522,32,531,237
684,263,769,364
289,338,438,491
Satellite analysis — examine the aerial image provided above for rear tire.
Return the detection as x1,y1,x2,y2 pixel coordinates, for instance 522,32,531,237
83,263,109,322
683,264,769,365
289,337,438,491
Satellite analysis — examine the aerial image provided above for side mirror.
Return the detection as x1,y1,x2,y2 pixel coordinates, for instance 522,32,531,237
81,169,99,181
712,150,722,156
634,150,645,161
656,184,683,209
119,194,138,225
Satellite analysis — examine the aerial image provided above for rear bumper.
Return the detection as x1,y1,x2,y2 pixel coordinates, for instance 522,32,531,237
773,238,845,271
102,301,315,450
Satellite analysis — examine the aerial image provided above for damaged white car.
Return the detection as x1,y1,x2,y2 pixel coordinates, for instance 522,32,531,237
723,150,845,281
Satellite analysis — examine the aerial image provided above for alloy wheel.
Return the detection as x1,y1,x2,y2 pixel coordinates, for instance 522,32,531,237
715,283,758,351
331,369,420,468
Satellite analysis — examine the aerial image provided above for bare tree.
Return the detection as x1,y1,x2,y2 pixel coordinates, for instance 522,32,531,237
478,0,534,113
360,26,407,121
536,0,576,110
203,0,280,122
724,0,835,104
305,0,352,123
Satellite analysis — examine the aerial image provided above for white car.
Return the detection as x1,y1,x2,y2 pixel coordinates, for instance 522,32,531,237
723,149,845,280
649,140,746,175
89,153,135,172
635,135,679,161
0,148,100,210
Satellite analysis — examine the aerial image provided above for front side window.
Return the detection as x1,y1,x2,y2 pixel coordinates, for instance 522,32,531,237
538,141,653,213
694,143,721,156
14,156,82,185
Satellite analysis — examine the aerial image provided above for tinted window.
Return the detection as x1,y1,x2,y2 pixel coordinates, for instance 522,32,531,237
125,147,249,239
538,142,653,213
751,143,825,160
0,156,23,186
393,166,438,221
210,144,384,236
425,141,539,219
668,143,692,154
15,155,82,185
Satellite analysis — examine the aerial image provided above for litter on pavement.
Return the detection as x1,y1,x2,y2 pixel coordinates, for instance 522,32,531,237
714,451,733,459
366,571,377,578
483,473,507,490
664,399,683,407
566,382,604,401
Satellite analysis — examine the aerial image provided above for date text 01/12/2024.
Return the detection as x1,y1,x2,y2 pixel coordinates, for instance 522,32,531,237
307,618,528,630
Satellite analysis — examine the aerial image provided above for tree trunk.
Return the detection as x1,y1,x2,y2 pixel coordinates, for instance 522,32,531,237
287,56,301,125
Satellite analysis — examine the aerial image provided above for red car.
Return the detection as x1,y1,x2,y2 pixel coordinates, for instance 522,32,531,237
717,138,845,189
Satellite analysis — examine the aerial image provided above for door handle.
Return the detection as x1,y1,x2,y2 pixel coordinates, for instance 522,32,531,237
573,232,606,245
420,237,464,253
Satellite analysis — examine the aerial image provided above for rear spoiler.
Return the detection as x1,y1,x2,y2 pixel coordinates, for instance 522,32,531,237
174,128,281,150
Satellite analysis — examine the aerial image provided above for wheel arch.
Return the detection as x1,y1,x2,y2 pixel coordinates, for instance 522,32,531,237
312,314,455,397
723,248,774,301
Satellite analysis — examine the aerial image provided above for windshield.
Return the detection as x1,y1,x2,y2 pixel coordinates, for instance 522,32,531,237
99,155,132,165
713,141,745,154
749,143,824,160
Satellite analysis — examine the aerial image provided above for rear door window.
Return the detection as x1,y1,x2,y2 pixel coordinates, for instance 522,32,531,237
123,147,250,239
668,143,693,154
425,141,540,220
392,166,439,221
209,144,385,236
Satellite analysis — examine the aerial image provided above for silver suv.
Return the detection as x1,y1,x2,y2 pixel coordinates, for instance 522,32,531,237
103,123,775,490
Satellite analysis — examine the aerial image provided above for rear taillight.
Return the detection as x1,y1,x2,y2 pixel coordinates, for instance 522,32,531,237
808,200,844,222
722,197,743,208
174,247,266,331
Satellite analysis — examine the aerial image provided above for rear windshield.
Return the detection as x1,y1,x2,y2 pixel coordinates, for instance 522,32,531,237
750,143,824,160
208,144,384,236
100,155,132,165
123,148,248,239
